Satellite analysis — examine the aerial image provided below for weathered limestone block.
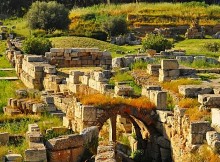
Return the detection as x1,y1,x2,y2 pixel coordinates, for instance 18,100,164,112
206,131,220,148
26,55,44,62
82,105,96,122
149,91,167,110
123,56,134,67
28,123,40,132
194,56,206,62
0,132,9,145
190,121,211,134
26,132,43,143
44,66,56,74
179,85,214,98
176,56,194,63
41,96,54,104
188,133,204,144
161,59,179,70
115,85,134,96
147,64,161,76
198,94,220,107
32,103,46,113
25,146,47,162
81,126,99,145
50,48,65,53
112,57,122,68
4,154,22,162
142,85,161,98
212,108,220,129
46,134,84,151
94,71,106,82
69,71,84,84
95,144,116,162
156,110,173,123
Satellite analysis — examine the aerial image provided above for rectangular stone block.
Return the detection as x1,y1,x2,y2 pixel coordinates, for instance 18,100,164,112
198,94,220,107
179,85,213,98
26,55,44,62
150,91,167,110
188,133,204,144
25,147,47,162
0,132,9,145
50,48,65,53
190,121,211,134
161,59,179,70
212,108,220,127
142,85,161,98
82,105,96,122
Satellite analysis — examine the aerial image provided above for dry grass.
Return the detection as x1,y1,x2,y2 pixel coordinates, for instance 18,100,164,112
185,107,210,121
178,98,200,109
161,78,201,94
80,94,155,110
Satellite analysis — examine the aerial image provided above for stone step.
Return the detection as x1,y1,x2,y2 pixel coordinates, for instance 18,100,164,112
0,68,15,71
0,77,19,80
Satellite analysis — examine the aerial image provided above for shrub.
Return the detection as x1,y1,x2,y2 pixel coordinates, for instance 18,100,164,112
22,36,52,55
142,34,173,53
26,1,70,31
204,42,220,52
102,17,128,37
178,98,200,108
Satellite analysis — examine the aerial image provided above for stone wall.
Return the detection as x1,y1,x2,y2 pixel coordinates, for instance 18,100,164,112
45,48,112,68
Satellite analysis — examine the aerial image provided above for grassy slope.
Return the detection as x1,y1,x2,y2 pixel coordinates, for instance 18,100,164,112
69,2,220,26
174,39,220,58
50,36,140,57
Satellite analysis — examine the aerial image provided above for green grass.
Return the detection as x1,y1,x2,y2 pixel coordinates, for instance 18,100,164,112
3,18,30,37
180,59,220,68
0,41,12,68
197,73,219,80
174,39,220,58
69,2,220,27
50,36,129,57
0,70,17,77
0,80,25,113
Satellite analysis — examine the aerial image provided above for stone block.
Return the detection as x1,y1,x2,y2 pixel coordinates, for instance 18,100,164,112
25,147,47,162
94,71,105,82
179,85,213,98
156,110,173,123
168,69,180,77
46,134,84,151
112,57,122,68
188,133,204,144
0,132,9,145
41,96,54,104
206,131,220,146
194,56,206,62
28,124,40,132
50,48,64,53
27,132,43,143
198,94,220,107
81,126,99,145
82,105,96,122
161,59,179,70
150,91,167,110
190,121,211,134
211,108,220,127
142,85,161,98
44,66,56,74
115,85,134,96
63,116,71,128
26,55,44,62
32,103,46,113
176,56,194,63
5,154,22,162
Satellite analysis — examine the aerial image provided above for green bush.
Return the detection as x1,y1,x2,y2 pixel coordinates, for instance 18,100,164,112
204,42,220,52
142,34,173,53
102,17,128,37
27,1,70,31
22,36,52,55
87,31,108,41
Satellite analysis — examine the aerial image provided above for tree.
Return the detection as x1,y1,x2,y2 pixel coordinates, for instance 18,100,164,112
26,1,70,32
102,17,128,37
22,36,52,55
142,34,173,52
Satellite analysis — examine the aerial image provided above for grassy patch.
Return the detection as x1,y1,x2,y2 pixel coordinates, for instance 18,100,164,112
131,60,148,70
185,107,210,121
174,39,220,58
178,98,200,109
0,80,25,113
0,41,12,68
197,73,219,81
50,36,128,57
0,70,17,77
180,60,220,69
161,78,201,93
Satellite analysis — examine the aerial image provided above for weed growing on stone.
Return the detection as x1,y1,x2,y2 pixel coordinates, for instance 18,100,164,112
185,107,210,121
181,60,220,69
161,78,201,94
178,98,200,109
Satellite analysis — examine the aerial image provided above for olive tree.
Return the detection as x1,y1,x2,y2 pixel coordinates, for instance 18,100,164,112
26,1,70,32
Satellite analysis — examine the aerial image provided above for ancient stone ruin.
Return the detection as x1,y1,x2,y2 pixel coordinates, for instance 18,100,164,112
1,39,220,162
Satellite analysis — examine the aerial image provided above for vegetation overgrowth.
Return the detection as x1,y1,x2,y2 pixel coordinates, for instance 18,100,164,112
0,80,25,113
80,94,155,110
180,59,220,69
161,78,201,93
